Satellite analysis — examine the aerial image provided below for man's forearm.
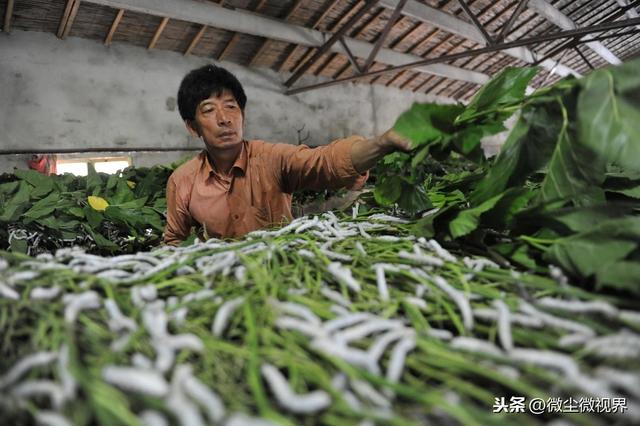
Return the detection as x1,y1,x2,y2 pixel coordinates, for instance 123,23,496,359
350,136,393,174
350,129,411,173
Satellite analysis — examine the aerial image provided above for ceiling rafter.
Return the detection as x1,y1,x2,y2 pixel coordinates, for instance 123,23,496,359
184,24,208,55
218,0,268,62
58,0,81,39
148,17,169,49
104,9,124,45
278,0,342,73
314,6,387,77
292,1,370,76
249,0,306,67
3,0,15,33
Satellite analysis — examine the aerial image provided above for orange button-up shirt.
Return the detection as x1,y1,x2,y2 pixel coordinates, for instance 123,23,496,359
164,136,368,244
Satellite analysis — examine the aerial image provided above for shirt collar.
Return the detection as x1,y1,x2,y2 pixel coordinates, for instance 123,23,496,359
201,140,248,178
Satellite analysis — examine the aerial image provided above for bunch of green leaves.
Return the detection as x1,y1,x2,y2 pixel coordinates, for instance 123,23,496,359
378,59,640,293
0,163,174,255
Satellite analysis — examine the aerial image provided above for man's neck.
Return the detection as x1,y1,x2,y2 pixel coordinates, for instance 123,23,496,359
206,143,242,177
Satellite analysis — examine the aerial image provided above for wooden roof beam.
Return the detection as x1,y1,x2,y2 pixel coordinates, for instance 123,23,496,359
184,25,207,55
104,9,124,45
379,0,581,77
249,0,305,67
218,0,268,62
58,0,81,39
148,16,169,49
82,0,489,85
3,0,15,33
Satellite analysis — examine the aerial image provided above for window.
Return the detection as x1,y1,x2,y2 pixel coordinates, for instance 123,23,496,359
56,156,132,176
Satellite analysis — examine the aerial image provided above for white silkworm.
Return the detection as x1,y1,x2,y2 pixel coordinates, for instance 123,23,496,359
132,353,153,369
620,310,640,324
548,265,569,286
63,291,101,324
311,338,377,373
320,249,353,262
374,264,389,301
320,287,351,307
404,297,427,310
595,367,640,399
155,345,176,373
330,304,349,316
432,275,474,331
57,345,75,400
493,300,513,352
367,214,410,224
357,224,371,238
462,256,499,272
558,333,591,347
182,289,215,304
295,217,319,234
327,262,361,292
111,334,132,352
427,239,456,262
30,286,61,300
427,328,453,340
343,390,363,410
102,366,169,397
473,308,544,328
104,299,137,333
261,364,331,414
12,380,65,409
170,307,189,326
139,410,169,426
142,303,168,339
96,269,132,280
166,388,205,426
352,203,359,219
0,351,58,390
398,250,443,267
274,220,303,236
331,373,347,391
519,301,595,336
165,334,204,352
509,348,580,377
536,297,619,317
376,235,402,242
0,282,19,300
270,300,320,325
354,241,367,256
177,365,226,423
224,413,278,426
385,337,416,391
8,270,40,283
323,312,371,333
297,249,315,259
584,330,640,359
212,297,245,337
34,411,73,426
415,284,427,298
451,337,503,357
234,265,247,281
334,319,404,343
276,316,327,339
350,379,390,408
368,328,414,364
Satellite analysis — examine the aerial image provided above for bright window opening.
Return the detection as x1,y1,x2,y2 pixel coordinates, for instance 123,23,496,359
56,156,132,176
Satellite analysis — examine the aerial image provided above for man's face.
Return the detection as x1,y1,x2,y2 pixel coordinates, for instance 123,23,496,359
187,89,244,151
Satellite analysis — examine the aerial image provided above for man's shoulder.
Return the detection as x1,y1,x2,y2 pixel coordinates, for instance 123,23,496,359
169,151,205,183
246,139,304,158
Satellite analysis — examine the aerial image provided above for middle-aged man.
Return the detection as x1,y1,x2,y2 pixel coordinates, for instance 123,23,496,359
164,65,411,245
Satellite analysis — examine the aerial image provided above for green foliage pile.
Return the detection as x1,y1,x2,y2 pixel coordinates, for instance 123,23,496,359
0,164,172,255
376,58,640,293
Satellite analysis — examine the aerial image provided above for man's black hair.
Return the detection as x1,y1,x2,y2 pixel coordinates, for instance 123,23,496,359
177,64,247,121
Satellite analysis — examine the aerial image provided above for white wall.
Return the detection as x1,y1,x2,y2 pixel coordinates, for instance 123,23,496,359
0,30,454,173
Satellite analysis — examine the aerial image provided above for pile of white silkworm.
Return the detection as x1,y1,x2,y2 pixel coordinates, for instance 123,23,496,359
1,211,639,424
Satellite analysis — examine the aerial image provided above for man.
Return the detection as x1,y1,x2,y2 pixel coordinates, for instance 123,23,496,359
164,65,410,245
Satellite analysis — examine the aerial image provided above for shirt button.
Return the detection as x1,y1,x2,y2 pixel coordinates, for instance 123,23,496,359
234,215,239,219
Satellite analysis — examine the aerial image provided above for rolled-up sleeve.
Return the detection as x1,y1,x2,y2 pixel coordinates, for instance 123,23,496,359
163,175,192,246
271,135,369,193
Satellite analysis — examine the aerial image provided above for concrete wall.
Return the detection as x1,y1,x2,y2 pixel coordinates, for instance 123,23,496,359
0,30,453,173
